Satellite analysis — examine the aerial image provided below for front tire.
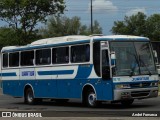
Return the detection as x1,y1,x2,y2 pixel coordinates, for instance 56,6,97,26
85,89,99,107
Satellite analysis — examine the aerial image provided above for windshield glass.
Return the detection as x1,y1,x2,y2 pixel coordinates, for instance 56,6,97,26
110,41,157,76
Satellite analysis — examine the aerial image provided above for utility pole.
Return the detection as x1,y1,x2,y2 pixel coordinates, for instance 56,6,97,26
91,0,93,34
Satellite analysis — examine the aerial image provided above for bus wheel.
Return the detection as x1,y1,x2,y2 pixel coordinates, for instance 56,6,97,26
86,89,98,107
121,99,134,106
25,88,36,105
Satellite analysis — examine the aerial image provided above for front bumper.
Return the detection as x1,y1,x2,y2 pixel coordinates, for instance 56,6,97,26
114,87,158,100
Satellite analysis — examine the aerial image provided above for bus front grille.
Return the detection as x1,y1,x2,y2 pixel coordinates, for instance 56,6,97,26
130,82,151,88
131,90,150,98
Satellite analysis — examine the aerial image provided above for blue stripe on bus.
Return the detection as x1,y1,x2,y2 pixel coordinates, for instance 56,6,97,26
38,70,74,76
1,72,17,77
75,64,93,79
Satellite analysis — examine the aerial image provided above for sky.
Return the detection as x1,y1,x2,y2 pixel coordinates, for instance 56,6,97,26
0,0,160,35
64,0,160,35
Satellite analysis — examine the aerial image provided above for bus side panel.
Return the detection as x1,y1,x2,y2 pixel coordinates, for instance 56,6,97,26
80,79,113,101
101,80,113,101
2,80,24,97
33,80,57,98
57,80,70,98
70,64,95,99
56,64,94,99
2,69,21,97
35,66,79,98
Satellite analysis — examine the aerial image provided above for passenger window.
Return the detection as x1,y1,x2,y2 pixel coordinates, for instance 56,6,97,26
36,49,51,65
9,52,19,67
52,47,69,64
71,44,90,63
21,51,34,66
3,53,8,68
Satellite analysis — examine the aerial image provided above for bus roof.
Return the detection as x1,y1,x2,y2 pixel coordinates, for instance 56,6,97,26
1,35,149,53
31,35,91,45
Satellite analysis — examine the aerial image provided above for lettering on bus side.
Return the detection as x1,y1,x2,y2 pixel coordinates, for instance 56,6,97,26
132,77,149,81
22,71,35,76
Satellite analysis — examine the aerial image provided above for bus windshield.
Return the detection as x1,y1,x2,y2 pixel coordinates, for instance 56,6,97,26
110,41,157,76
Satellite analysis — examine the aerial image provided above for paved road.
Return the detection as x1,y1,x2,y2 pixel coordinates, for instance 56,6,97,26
0,89,160,119
0,90,160,111
0,95,160,112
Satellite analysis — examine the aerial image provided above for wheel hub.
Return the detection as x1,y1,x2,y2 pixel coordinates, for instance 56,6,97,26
27,92,33,103
88,93,96,106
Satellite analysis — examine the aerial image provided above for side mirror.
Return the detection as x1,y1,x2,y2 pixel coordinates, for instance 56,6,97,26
111,52,116,67
153,50,158,64
153,50,157,58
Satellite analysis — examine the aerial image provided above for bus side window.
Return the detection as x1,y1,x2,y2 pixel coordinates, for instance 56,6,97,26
86,45,90,62
52,47,69,64
47,57,51,63
52,48,57,64
71,48,76,62
36,49,51,65
3,53,8,68
9,52,19,67
71,44,90,63
21,51,34,66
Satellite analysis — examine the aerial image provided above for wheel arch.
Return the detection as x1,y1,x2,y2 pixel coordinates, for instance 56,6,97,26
81,83,97,102
24,84,35,98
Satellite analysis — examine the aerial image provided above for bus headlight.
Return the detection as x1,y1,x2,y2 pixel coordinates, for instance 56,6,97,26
150,82,158,87
115,84,130,89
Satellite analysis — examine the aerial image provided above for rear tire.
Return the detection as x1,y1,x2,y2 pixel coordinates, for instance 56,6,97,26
24,88,37,105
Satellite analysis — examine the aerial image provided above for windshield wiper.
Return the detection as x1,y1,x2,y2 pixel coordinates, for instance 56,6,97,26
129,53,140,77
138,55,152,76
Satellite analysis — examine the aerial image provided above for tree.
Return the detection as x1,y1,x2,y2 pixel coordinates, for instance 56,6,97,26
145,14,160,41
111,12,147,36
40,16,102,38
0,0,65,45
0,27,19,48
80,20,103,35
111,12,160,41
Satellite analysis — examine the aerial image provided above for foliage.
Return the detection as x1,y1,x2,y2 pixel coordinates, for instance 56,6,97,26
0,27,42,48
0,27,19,49
0,0,65,44
40,16,102,38
145,14,160,41
111,12,160,41
80,20,103,35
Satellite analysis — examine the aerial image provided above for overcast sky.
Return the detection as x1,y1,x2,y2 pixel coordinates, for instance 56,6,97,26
64,0,160,35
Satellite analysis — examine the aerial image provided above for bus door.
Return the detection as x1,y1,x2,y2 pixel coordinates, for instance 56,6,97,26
100,41,113,100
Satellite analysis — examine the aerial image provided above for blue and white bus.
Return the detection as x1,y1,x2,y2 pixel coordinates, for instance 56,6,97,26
1,35,159,107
